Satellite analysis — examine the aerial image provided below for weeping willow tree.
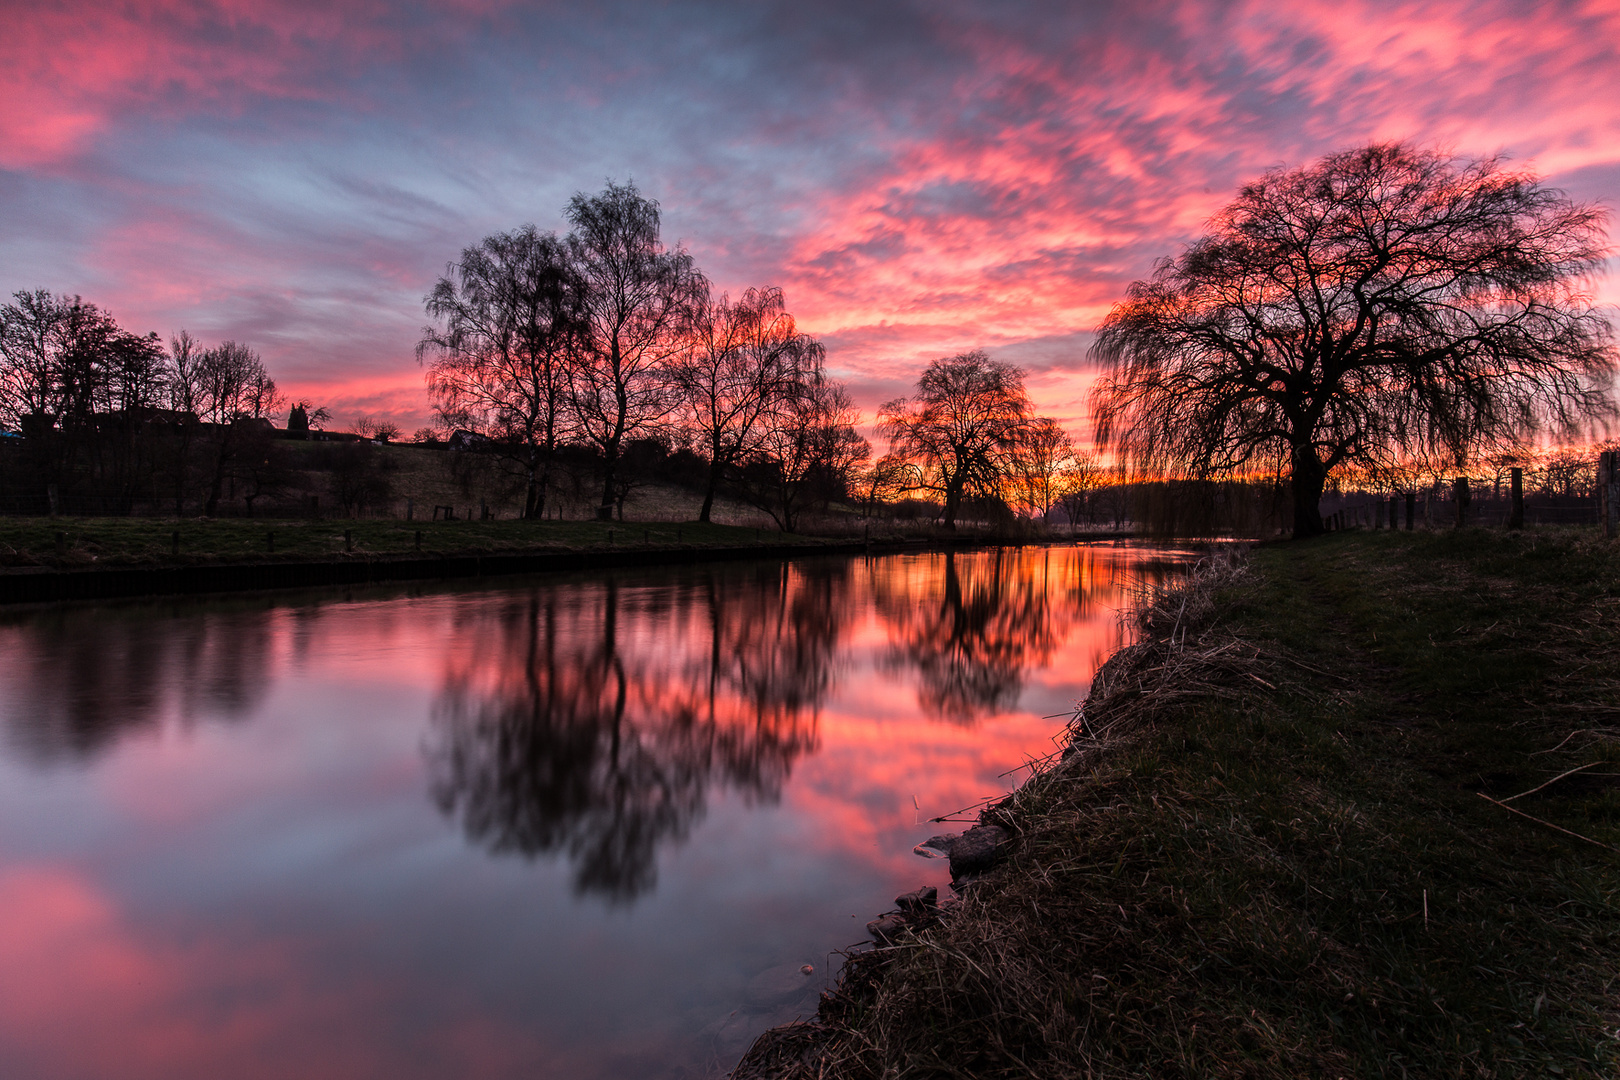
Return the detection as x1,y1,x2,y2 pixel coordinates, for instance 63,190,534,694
1089,143,1617,537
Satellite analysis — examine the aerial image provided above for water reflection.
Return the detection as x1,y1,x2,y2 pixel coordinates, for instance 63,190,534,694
426,563,847,900
874,546,1180,723
0,543,1193,1080
0,603,278,764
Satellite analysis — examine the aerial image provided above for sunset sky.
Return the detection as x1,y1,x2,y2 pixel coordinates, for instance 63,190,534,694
2,0,1617,437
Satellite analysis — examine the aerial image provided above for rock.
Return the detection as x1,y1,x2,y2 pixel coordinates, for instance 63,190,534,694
947,824,1012,876
866,913,909,945
913,833,958,859
895,885,938,915
800,964,814,976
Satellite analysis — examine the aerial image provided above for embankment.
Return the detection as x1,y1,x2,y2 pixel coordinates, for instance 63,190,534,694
734,528,1620,1079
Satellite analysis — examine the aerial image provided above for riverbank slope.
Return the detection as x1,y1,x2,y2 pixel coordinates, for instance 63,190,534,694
735,528,1620,1079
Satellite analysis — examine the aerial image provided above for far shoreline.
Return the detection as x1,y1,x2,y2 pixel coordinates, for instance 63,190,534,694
0,521,1148,605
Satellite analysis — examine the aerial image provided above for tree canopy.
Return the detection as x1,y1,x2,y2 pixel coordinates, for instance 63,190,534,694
879,351,1035,530
1088,143,1618,537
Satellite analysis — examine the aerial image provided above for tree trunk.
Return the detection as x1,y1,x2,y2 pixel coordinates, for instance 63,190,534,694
941,479,962,531
699,460,721,523
523,446,549,520
597,450,617,521
1290,444,1327,538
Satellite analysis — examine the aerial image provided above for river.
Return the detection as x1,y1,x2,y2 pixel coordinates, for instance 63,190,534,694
0,542,1190,1079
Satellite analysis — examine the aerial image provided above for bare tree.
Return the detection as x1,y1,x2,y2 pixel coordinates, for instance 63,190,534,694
1054,449,1107,526
672,285,823,522
1012,416,1074,519
859,454,913,517
172,340,281,515
1090,143,1618,538
742,376,869,532
878,350,1034,530
0,290,68,434
419,225,582,518
566,181,706,520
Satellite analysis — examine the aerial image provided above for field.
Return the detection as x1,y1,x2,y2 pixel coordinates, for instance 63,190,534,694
0,516,838,570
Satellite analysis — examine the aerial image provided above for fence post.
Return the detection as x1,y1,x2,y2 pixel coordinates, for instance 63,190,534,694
46,484,58,516
267,531,275,553
1509,467,1524,531
406,497,414,522
1454,478,1470,528
344,528,353,552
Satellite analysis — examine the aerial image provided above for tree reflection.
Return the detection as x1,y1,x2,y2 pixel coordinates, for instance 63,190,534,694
875,546,1175,723
426,562,848,902
0,604,277,764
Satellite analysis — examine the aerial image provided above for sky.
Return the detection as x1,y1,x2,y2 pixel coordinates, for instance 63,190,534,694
3,0,1618,438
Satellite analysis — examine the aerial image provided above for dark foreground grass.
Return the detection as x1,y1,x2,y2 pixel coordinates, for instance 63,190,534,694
0,516,835,570
736,527,1620,1079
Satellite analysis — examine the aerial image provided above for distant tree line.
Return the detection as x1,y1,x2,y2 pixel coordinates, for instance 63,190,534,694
0,292,294,514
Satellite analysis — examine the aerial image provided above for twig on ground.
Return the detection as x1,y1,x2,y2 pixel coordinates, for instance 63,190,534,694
1502,762,1605,803
1475,793,1620,854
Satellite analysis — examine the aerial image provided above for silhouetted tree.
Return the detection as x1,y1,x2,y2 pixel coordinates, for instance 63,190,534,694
0,290,170,498
879,350,1034,530
419,225,583,518
741,375,868,532
566,181,705,520
183,341,282,515
1090,143,1618,538
1012,416,1074,519
672,285,823,522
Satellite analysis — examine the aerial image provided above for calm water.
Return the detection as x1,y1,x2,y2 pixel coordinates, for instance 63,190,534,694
0,543,1189,1080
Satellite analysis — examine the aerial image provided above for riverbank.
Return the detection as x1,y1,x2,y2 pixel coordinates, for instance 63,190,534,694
735,527,1620,1079
0,516,1138,604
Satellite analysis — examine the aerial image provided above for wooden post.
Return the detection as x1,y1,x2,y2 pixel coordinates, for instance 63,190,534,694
406,497,414,522
1406,491,1415,531
414,529,422,551
54,531,65,556
1509,467,1524,530
344,528,353,552
46,484,58,516
171,531,180,556
1454,477,1470,528
266,531,275,553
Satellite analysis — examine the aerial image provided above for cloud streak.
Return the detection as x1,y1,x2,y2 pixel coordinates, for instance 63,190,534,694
1,0,1616,434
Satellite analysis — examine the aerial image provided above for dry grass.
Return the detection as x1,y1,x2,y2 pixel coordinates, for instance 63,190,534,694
733,529,1620,1079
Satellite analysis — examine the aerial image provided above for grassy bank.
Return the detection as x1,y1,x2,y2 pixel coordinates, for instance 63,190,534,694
0,516,842,570
737,527,1620,1079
